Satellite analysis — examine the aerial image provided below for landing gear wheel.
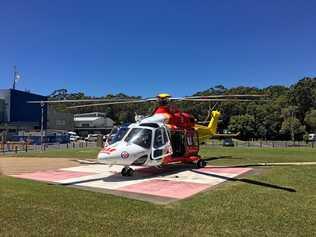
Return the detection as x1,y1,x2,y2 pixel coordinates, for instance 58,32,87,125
126,167,134,176
121,167,134,177
196,159,207,169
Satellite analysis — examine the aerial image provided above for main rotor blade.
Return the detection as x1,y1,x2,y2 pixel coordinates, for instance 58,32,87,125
176,98,269,102
27,98,144,104
67,98,156,109
183,94,268,99
27,94,269,106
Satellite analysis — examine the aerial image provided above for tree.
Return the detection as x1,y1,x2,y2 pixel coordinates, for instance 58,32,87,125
228,115,256,140
288,77,316,121
280,106,306,140
280,117,306,141
264,85,289,98
304,110,316,132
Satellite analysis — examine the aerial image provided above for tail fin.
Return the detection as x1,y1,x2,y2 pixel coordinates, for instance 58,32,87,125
208,111,221,135
194,110,221,142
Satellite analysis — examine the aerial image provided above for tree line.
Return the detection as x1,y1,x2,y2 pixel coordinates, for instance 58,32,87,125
50,77,316,141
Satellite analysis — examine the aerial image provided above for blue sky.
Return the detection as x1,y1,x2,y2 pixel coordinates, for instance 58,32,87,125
0,0,315,97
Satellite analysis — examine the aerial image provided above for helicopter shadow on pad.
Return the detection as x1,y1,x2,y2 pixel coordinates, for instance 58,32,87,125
59,166,187,186
191,169,296,192
101,165,194,183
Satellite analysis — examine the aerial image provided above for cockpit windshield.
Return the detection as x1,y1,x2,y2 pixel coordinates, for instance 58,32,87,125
112,127,130,144
107,126,130,145
124,128,152,149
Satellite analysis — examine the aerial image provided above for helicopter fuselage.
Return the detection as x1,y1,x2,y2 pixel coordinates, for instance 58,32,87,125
97,105,217,173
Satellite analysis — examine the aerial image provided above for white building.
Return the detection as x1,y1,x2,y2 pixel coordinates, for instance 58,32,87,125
74,112,114,136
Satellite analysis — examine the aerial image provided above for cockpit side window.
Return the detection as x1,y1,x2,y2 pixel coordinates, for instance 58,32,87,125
125,128,152,149
154,127,168,148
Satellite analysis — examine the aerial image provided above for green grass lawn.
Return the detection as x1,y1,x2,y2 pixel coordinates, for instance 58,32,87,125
1,147,316,236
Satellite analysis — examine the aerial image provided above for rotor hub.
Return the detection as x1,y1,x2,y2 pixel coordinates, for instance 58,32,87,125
157,93,171,105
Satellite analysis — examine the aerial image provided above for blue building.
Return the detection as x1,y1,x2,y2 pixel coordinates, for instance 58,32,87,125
0,89,47,131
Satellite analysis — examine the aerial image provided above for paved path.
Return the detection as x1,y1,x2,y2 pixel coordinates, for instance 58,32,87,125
0,157,81,175
257,162,316,166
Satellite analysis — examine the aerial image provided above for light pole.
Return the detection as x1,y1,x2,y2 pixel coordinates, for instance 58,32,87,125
290,110,294,143
289,106,297,144
40,101,44,150
13,65,16,90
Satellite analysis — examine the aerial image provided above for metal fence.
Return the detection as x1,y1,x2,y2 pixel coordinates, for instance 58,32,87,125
1,139,315,156
207,139,316,148
0,141,98,155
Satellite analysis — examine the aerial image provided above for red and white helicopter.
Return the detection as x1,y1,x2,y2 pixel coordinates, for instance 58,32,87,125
30,93,266,176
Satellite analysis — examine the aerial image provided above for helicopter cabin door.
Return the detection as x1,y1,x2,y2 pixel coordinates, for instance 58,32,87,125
185,130,199,155
151,126,173,160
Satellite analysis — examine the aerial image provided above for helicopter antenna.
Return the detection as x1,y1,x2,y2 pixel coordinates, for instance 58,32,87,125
204,105,212,122
205,102,218,121
134,112,145,122
199,102,219,124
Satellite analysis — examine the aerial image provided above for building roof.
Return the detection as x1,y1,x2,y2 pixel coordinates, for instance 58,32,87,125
0,89,47,98
74,117,101,122
74,112,105,118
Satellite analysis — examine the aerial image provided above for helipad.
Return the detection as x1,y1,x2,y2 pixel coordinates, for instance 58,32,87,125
11,164,252,203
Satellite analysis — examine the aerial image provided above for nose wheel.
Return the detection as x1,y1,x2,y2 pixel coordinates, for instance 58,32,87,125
196,159,207,168
121,166,134,177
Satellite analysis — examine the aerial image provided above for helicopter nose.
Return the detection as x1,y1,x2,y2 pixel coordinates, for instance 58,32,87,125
97,151,115,160
97,147,127,164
